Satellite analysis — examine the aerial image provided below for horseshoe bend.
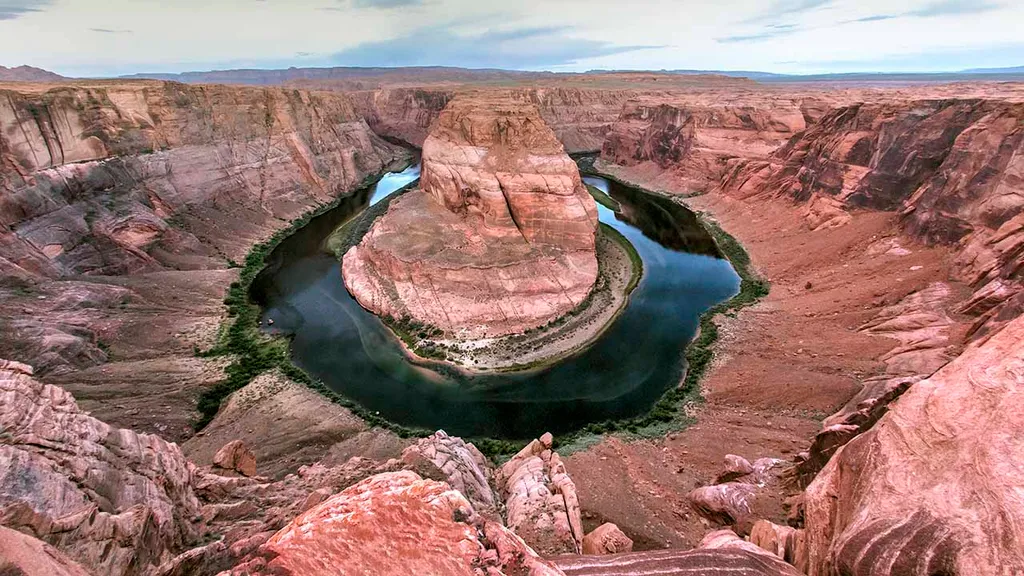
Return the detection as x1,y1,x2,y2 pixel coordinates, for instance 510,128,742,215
1,13,1024,576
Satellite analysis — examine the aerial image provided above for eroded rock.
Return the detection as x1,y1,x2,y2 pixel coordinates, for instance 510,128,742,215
801,314,1024,575
495,433,584,555
226,471,563,576
582,523,633,556
212,440,257,477
343,94,599,339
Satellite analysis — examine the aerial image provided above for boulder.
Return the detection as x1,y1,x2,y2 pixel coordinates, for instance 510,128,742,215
226,471,563,576
686,483,757,528
495,433,584,555
582,523,633,555
213,440,257,477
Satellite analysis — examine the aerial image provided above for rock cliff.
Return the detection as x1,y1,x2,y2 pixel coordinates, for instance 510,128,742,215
800,313,1024,575
718,99,1024,341
600,97,809,192
0,80,406,437
343,94,599,338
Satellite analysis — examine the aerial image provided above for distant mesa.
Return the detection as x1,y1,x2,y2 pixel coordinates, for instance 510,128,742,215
0,65,66,82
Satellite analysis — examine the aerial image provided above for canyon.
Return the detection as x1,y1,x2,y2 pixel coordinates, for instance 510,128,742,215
1,71,1022,576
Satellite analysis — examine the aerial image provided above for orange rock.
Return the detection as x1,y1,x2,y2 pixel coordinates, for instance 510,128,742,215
226,471,563,576
582,523,633,555
802,314,1024,575
343,94,599,338
213,440,258,477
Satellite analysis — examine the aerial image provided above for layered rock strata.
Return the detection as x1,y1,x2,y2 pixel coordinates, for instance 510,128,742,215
0,81,406,437
599,98,810,192
719,99,1024,342
0,359,200,574
494,433,584,555
800,314,1024,575
343,95,599,338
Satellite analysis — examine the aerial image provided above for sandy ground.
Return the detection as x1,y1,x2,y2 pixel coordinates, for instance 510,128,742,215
563,165,972,550
392,227,638,373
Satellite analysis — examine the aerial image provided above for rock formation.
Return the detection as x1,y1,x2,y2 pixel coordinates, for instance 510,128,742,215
600,98,809,192
582,523,633,555
400,430,498,514
0,526,92,576
227,471,563,576
719,99,1024,341
800,314,1024,575
553,529,802,576
0,358,200,574
212,440,258,477
343,94,599,338
494,433,584,555
0,81,406,438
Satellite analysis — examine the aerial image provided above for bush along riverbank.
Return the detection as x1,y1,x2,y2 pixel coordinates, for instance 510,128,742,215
194,165,434,443
556,163,770,454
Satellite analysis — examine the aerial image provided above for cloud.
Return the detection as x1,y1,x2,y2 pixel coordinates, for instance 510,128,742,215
716,27,802,43
90,27,132,34
351,0,422,7
845,14,899,22
330,25,661,68
0,0,51,20
906,0,1003,17
842,0,1004,25
738,0,833,23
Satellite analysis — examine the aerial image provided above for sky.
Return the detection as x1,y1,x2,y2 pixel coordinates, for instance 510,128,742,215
0,0,1022,77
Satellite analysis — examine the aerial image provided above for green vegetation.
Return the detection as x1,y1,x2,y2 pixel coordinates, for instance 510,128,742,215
556,169,769,455
586,183,620,211
196,158,767,462
601,223,642,294
194,168,431,443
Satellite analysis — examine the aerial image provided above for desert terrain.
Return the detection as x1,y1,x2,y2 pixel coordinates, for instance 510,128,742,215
1,68,1022,575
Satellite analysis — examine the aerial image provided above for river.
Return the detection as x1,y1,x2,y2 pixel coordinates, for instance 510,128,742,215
251,162,740,439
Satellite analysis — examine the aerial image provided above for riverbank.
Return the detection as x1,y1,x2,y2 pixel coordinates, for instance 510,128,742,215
562,160,965,550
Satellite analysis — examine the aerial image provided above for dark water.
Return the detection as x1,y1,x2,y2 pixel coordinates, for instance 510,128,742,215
251,164,740,439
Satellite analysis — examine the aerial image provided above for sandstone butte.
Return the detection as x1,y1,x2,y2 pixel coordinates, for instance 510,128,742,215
1,72,1024,576
343,94,600,339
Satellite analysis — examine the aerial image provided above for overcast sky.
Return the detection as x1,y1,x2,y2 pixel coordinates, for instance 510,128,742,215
1,0,1021,77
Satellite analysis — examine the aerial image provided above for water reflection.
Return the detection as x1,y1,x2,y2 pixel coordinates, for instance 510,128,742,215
252,163,739,439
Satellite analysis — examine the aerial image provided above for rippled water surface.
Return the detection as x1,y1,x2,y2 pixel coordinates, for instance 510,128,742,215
252,164,740,438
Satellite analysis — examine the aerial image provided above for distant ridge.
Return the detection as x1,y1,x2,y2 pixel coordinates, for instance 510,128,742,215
119,66,553,86
0,65,65,82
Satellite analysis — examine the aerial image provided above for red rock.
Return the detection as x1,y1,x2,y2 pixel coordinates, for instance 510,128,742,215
495,433,584,555
401,430,497,514
226,471,563,576
343,94,599,338
801,314,1024,575
0,359,201,575
686,483,757,527
582,523,633,555
213,440,258,477
0,526,92,576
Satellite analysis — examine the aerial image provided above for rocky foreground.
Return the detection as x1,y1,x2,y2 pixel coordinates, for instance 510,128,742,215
2,75,1024,574
343,93,600,340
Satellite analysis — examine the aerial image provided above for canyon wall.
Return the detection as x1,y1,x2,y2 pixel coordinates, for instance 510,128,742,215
719,99,1024,341
0,80,407,435
343,94,599,338
801,313,1024,575
350,87,638,153
600,97,813,192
